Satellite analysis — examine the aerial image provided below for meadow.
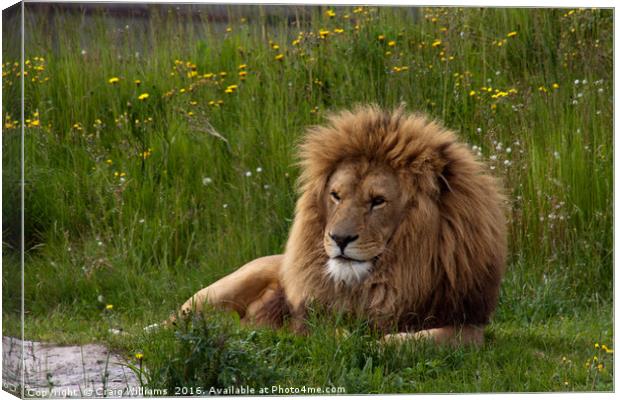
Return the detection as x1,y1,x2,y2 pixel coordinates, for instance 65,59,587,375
2,5,613,393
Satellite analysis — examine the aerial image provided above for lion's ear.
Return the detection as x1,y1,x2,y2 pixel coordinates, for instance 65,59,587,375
413,144,453,197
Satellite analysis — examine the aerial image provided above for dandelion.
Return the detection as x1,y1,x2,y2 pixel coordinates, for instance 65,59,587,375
238,71,248,78
507,31,518,38
377,34,385,41
138,93,149,101
431,39,442,47
108,77,120,84
597,363,604,372
595,343,600,349
238,64,247,70
106,159,113,165
105,304,114,310
202,177,212,186
224,84,238,94
388,40,396,47
552,83,559,89
135,353,144,360
245,171,252,177
271,43,280,50
226,27,232,33
134,79,141,86
319,29,330,39
333,28,344,34
256,167,263,173
275,54,284,61
325,9,336,18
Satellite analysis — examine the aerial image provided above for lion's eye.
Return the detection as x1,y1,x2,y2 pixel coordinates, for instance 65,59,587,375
330,191,341,203
370,196,386,209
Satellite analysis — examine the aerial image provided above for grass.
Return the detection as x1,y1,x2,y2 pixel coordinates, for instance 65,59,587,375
2,5,613,393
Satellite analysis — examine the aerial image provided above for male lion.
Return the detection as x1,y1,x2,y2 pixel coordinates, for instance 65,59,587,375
175,106,507,346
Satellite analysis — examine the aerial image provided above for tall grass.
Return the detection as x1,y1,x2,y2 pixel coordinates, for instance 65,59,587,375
2,5,613,392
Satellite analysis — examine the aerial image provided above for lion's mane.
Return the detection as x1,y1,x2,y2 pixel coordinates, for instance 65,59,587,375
279,105,507,332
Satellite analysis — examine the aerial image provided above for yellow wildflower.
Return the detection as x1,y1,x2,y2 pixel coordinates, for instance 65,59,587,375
432,39,442,47
226,27,232,33
507,31,518,38
271,44,280,50
552,83,559,89
105,304,113,310
134,79,141,86
138,93,149,101
135,353,144,360
238,71,248,77
292,39,300,46
108,77,120,84
319,29,330,38
387,40,396,47
325,9,336,18
469,90,476,96
378,35,385,41
238,64,247,70
334,28,344,34
275,54,284,61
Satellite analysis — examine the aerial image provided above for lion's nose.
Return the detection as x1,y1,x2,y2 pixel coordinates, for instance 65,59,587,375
329,233,359,252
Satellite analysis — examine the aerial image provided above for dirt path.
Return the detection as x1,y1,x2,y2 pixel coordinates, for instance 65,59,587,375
2,336,142,397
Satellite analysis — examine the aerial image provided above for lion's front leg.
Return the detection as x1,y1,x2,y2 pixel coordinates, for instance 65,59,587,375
383,325,484,346
170,255,283,324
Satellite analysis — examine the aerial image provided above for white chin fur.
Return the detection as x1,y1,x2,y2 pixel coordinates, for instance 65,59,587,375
326,258,372,286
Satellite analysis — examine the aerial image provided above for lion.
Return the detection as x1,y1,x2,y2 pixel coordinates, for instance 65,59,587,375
175,105,507,346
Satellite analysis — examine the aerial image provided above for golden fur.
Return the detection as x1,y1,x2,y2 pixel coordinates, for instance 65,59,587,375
280,105,507,337
176,105,507,345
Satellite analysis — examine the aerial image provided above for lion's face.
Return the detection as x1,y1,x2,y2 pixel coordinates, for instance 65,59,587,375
323,161,407,286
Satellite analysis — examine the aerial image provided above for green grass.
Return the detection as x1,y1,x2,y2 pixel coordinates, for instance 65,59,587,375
2,5,613,393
